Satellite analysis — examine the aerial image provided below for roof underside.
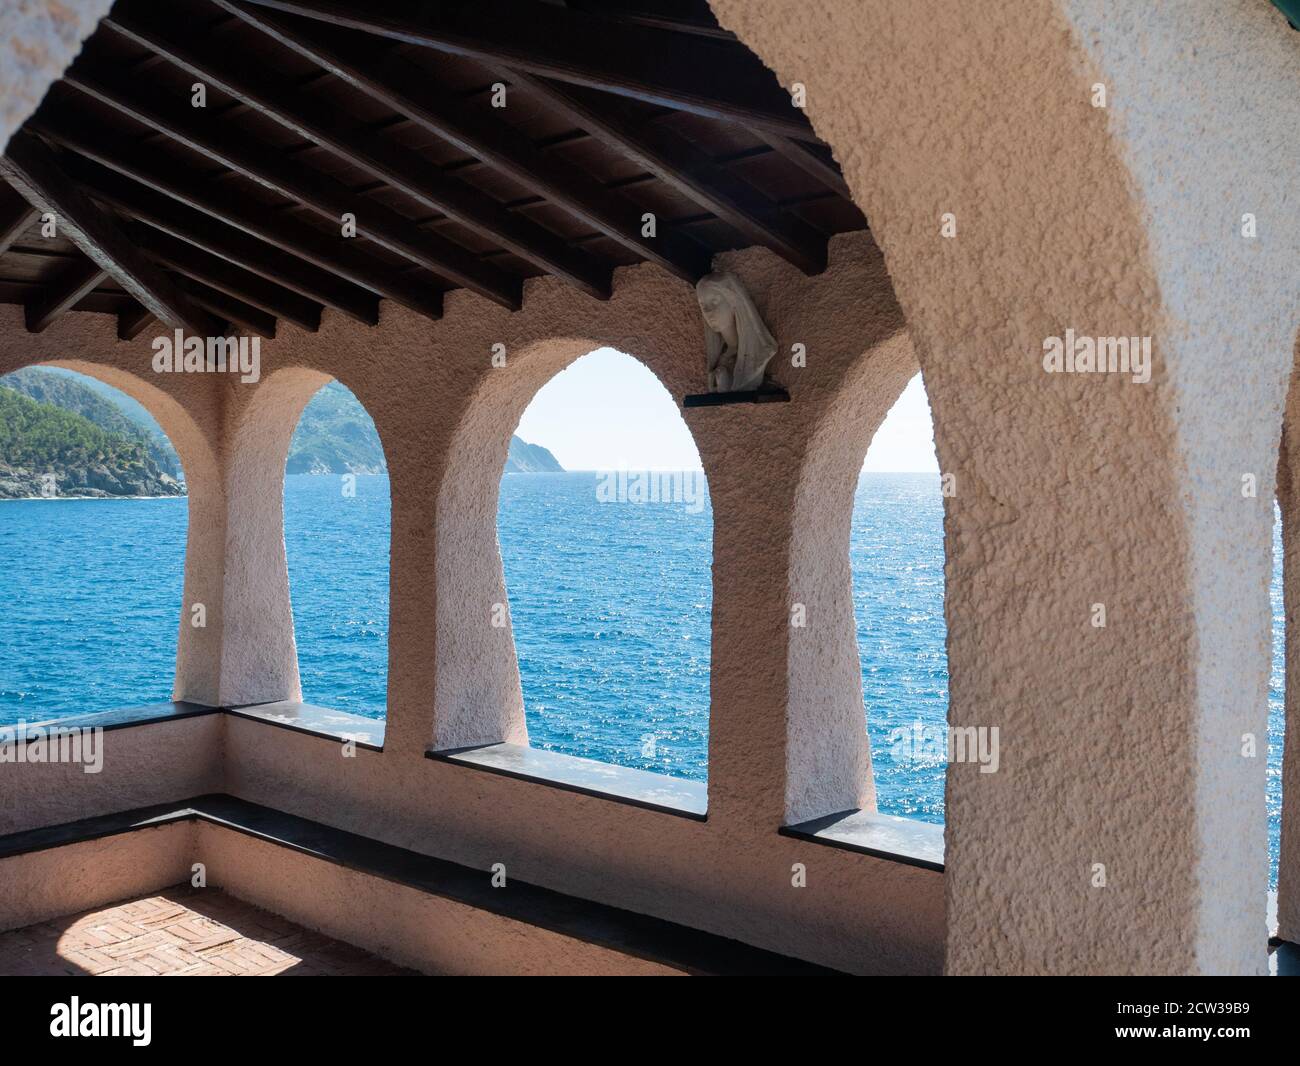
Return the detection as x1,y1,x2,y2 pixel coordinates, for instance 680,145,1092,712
0,0,866,339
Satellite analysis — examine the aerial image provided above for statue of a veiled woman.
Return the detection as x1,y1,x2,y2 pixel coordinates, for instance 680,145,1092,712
696,272,777,393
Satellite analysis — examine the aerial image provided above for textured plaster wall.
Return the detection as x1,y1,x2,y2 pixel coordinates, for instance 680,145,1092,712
0,821,196,933
4,0,1293,976
193,823,681,975
0,233,942,974
0,716,223,837
210,232,938,974
709,0,1300,974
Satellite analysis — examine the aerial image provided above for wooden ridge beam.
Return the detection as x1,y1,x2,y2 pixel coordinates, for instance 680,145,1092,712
0,130,220,335
24,257,108,333
216,2,713,281
233,0,816,140
74,41,523,308
105,7,607,301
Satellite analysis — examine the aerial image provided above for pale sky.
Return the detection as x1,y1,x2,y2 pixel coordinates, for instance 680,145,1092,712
513,347,939,473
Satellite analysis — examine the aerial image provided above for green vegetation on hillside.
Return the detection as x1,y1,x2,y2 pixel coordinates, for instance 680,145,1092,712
287,381,386,474
2,368,180,478
0,370,562,497
0,386,182,499
286,381,563,474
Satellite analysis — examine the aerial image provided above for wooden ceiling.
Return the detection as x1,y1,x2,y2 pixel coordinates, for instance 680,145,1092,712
0,0,866,340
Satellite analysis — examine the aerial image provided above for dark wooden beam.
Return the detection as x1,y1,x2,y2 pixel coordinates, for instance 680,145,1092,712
117,302,157,341
62,61,472,314
105,8,608,301
757,132,853,200
36,119,377,324
509,73,829,274
0,183,39,255
24,257,108,333
215,2,713,282
561,0,737,41
36,116,378,324
0,131,221,335
174,274,276,337
233,0,815,139
128,222,321,332
33,113,432,323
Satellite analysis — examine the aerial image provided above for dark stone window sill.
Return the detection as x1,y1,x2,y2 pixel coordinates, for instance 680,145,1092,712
780,809,944,872
1,701,220,742
226,700,384,751
1,699,384,751
427,742,707,821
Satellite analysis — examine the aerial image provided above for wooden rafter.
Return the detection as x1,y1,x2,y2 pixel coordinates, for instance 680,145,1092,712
34,113,437,322
24,258,107,333
0,184,39,255
103,8,612,301
65,57,520,310
174,274,276,337
510,74,829,275
128,222,322,333
214,1,714,282
36,123,378,325
234,0,816,139
0,130,220,336
117,303,157,341
756,132,853,200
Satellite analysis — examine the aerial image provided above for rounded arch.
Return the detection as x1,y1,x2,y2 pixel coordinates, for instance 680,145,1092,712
785,329,919,821
709,0,1299,975
219,365,393,709
0,359,215,714
497,347,713,779
32,358,218,500
433,336,708,752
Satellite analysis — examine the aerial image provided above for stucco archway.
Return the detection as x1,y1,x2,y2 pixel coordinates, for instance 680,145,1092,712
710,0,1300,974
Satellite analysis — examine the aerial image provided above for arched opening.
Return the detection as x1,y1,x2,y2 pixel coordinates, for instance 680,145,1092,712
496,348,712,783
281,379,390,722
0,365,187,723
853,373,948,824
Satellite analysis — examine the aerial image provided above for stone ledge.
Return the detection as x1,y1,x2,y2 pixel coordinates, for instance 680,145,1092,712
0,700,384,750
427,741,708,820
225,700,383,750
780,808,945,872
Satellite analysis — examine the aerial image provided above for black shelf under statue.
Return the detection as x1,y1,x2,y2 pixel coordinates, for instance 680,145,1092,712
683,384,790,408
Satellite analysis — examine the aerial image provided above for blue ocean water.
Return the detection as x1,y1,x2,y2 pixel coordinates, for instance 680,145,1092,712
0,473,1287,885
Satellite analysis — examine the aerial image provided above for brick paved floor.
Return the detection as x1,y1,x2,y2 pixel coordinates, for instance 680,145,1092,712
0,886,414,975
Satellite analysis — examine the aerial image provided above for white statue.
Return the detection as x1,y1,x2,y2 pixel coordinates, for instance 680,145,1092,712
696,272,777,393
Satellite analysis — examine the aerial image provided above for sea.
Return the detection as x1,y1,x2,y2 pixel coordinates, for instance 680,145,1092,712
0,471,1286,885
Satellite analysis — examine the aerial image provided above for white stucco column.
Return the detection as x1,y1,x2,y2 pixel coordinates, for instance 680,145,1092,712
697,236,916,830
216,366,330,707
712,0,1300,973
